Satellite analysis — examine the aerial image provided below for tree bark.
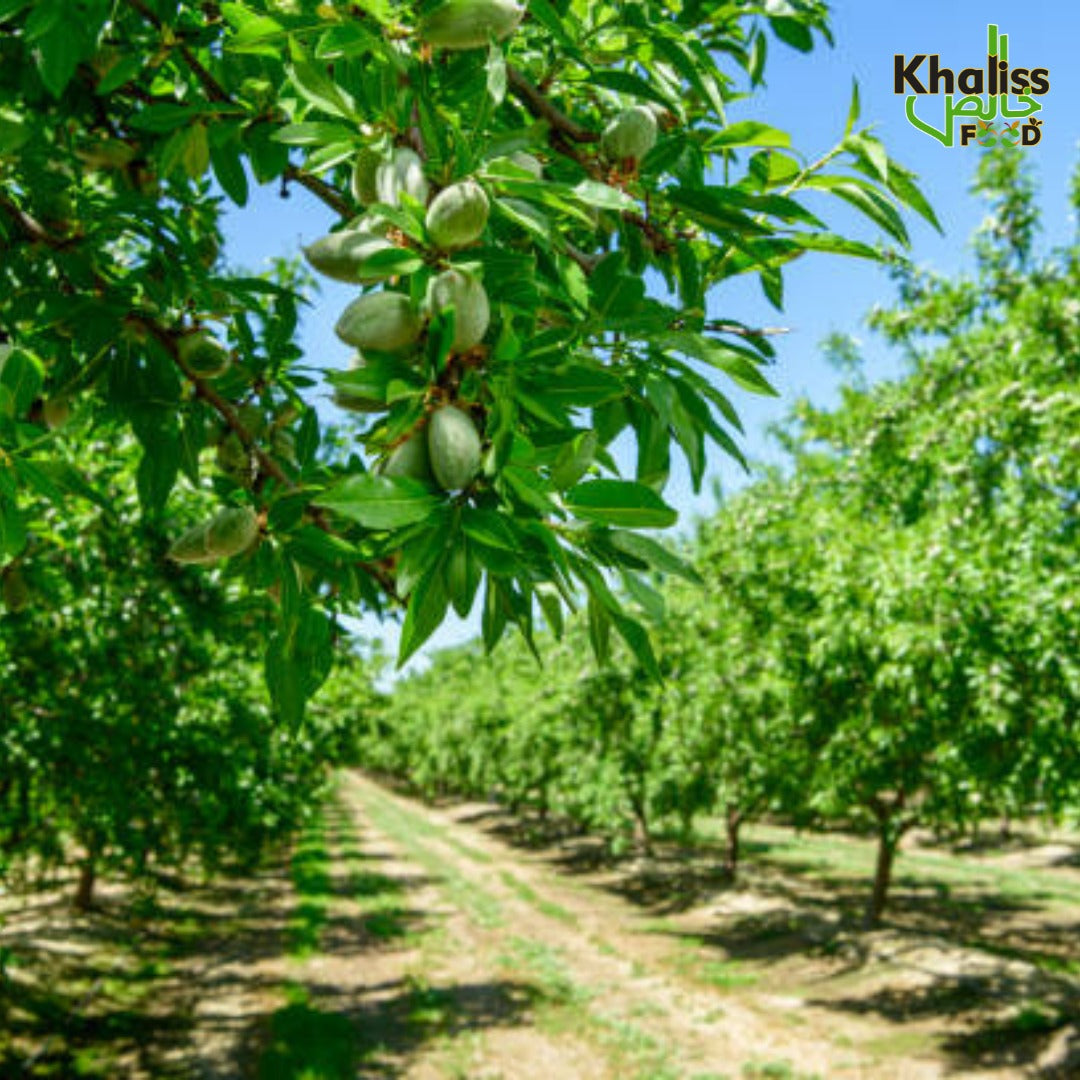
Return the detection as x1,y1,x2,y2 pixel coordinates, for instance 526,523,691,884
864,827,898,928
630,797,652,856
724,804,743,879
74,855,97,912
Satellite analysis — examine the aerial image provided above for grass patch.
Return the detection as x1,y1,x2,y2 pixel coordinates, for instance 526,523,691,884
741,1060,821,1080
256,984,358,1080
287,816,332,960
351,784,504,929
498,870,578,925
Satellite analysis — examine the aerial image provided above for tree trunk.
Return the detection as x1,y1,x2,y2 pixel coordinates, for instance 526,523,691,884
724,804,743,879
74,855,97,912
864,828,898,929
630,797,652,856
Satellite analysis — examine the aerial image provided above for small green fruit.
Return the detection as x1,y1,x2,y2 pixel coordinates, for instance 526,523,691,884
421,0,524,50
376,147,429,208
42,398,70,430
169,506,259,565
216,434,251,484
380,433,433,481
428,405,482,491
424,269,490,352
303,229,394,284
426,180,489,251
351,147,382,205
177,330,231,378
335,291,423,352
600,105,658,164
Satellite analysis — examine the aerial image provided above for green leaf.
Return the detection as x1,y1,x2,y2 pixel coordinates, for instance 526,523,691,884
399,567,449,666
845,78,861,137
210,139,249,206
315,474,441,530
707,121,791,150
586,69,675,112
0,497,27,562
609,530,702,584
223,2,285,56
657,331,777,396
566,480,677,529
768,15,814,52
286,39,358,120
0,347,43,417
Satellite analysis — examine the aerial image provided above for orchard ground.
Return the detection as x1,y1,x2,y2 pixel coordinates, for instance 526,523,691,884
2,772,1078,1079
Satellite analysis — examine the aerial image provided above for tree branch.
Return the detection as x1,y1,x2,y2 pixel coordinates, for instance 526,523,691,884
130,315,400,600
283,164,352,218
507,65,599,144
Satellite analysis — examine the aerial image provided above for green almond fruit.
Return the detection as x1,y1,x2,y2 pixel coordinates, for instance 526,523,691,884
379,432,433,481
426,179,489,251
375,147,429,208
303,229,394,284
351,146,382,206
424,269,490,352
169,506,259,565
216,434,252,485
428,405,482,492
600,105,658,163
335,291,423,352
421,0,525,50
177,330,231,378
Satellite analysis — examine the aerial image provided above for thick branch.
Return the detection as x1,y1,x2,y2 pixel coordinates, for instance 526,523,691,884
284,164,352,218
0,194,78,250
507,65,599,144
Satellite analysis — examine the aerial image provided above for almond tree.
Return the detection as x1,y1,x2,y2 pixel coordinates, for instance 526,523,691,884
0,1,932,721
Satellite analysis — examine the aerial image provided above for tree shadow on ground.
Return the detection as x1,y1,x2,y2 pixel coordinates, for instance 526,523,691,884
252,975,544,1079
804,965,1080,1077
0,819,442,1079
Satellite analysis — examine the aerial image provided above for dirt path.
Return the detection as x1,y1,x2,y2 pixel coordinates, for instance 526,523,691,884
325,772,1002,1079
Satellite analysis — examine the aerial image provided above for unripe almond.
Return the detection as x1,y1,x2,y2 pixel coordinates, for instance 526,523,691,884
335,291,423,352
375,147,429,208
425,180,489,251
601,106,658,163
428,405,482,492
420,0,524,50
351,147,382,205
303,229,394,284
177,330,231,378
424,269,490,352
169,506,259,565
379,432,433,481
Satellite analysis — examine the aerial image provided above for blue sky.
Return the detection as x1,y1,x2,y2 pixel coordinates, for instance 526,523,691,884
221,1,1079,666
